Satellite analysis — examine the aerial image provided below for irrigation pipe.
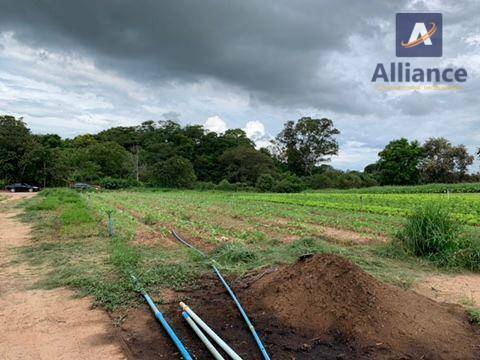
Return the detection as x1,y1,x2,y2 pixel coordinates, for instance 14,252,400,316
172,230,271,360
180,302,242,360
182,311,225,360
130,275,193,360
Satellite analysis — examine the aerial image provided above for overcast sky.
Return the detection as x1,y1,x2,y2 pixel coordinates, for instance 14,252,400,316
0,0,479,171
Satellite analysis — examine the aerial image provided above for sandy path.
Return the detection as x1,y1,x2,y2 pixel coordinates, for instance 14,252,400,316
414,273,480,306
0,193,127,360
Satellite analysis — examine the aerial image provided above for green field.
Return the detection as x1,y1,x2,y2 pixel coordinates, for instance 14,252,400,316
17,188,480,309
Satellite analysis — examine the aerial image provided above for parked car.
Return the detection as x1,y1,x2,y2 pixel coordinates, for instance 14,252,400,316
5,183,40,193
72,182,100,191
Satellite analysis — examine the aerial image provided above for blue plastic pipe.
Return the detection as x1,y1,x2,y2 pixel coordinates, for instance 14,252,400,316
172,230,271,360
131,275,193,360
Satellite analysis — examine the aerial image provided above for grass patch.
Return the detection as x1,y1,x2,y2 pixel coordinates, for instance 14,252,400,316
467,307,480,326
19,189,201,309
397,203,480,271
398,203,461,257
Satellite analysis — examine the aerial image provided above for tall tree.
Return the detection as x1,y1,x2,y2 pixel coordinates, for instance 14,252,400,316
419,138,474,183
0,116,38,183
376,138,423,185
219,146,276,185
274,117,339,175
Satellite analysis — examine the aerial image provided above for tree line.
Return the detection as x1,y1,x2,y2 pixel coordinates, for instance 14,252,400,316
1,115,478,191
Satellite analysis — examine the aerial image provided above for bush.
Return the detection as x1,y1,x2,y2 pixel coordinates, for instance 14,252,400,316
273,174,305,193
216,179,254,192
216,179,235,191
0,179,6,190
397,203,461,258
256,173,275,192
153,156,197,188
195,181,216,190
99,177,142,189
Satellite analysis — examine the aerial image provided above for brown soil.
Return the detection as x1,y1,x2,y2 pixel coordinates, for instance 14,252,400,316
414,273,480,306
246,254,480,359
0,193,126,359
115,254,480,359
116,274,360,359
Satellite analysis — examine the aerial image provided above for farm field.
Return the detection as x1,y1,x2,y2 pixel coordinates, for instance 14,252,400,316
242,192,480,225
13,189,480,359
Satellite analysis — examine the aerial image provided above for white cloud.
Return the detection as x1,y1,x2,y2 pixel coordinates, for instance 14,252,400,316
204,115,228,133
243,120,265,139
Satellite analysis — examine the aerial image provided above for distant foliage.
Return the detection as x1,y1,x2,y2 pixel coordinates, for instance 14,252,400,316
1,115,478,192
99,177,142,189
256,173,275,192
272,174,306,193
153,156,197,188
376,138,423,185
273,117,339,176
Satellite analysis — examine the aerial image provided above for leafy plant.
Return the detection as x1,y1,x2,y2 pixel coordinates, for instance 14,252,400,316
397,204,461,258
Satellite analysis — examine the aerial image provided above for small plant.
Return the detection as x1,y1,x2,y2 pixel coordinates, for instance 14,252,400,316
467,307,480,326
142,213,159,225
397,203,461,258
212,243,257,265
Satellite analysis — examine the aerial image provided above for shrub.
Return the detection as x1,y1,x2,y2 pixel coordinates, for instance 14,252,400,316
256,173,275,192
99,177,142,189
216,179,235,191
195,181,216,190
397,203,461,258
273,174,305,193
216,179,254,192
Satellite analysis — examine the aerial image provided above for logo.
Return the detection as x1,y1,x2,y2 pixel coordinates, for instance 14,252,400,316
396,13,442,57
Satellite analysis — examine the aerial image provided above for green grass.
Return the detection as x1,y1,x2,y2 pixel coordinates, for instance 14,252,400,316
16,188,480,310
329,182,480,194
397,204,480,271
467,307,480,325
241,192,480,225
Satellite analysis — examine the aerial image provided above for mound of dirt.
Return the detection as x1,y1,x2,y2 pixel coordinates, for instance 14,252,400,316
244,254,480,359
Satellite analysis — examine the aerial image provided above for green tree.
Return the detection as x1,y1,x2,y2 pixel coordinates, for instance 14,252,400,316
66,141,132,181
152,156,196,188
0,115,39,183
256,173,275,192
376,138,424,185
220,146,276,185
274,117,339,176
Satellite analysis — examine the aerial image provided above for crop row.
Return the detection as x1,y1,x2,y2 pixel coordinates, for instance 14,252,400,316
328,182,480,194
241,193,480,226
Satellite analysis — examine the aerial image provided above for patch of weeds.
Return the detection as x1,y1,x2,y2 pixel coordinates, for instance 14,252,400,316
212,243,258,265
142,213,160,225
467,307,480,326
60,204,94,225
396,203,480,271
397,203,461,257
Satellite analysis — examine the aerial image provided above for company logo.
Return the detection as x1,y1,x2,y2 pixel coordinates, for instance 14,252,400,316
371,12,467,89
396,13,442,57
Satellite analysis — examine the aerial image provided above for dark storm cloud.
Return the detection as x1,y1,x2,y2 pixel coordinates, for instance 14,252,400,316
0,0,395,112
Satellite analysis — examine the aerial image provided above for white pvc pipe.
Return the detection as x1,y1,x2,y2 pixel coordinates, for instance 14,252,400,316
182,311,225,360
180,302,243,360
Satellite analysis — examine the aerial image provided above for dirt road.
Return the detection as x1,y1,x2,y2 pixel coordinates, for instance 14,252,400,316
0,193,126,360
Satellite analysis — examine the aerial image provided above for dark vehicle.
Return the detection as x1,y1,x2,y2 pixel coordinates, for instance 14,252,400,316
5,183,40,193
72,182,100,191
